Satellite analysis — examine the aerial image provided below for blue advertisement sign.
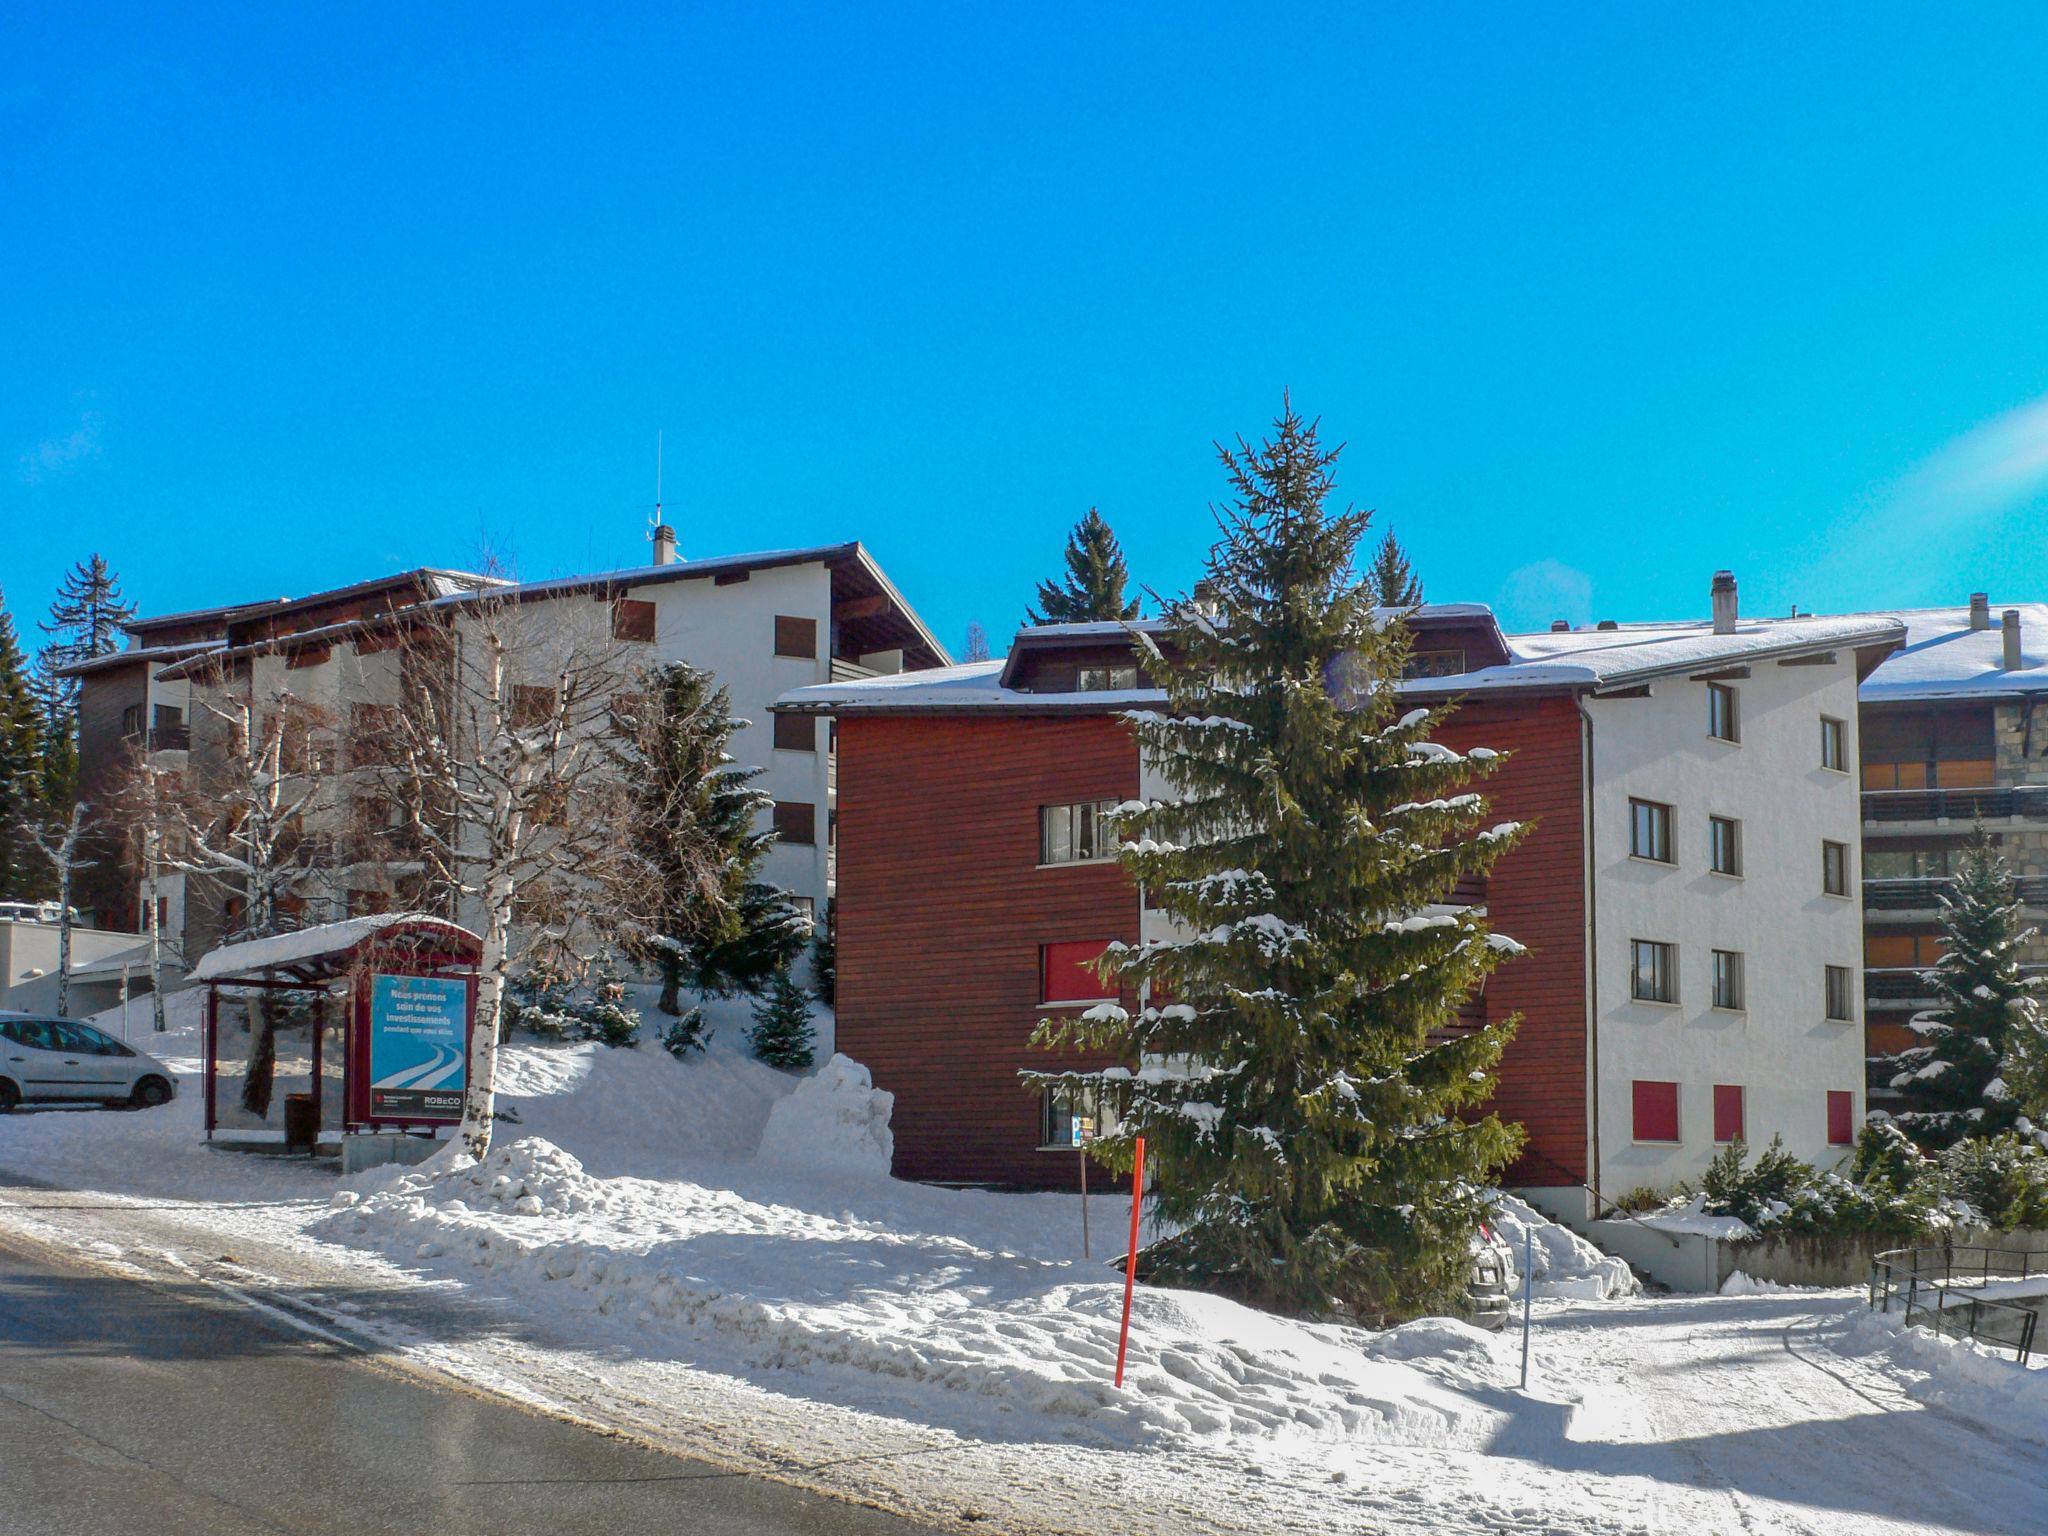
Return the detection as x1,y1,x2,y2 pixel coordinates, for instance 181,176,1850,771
367,973,469,1121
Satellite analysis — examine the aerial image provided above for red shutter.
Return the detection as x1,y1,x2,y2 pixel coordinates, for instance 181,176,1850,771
1632,1080,1680,1143
1041,941,1112,1003
1713,1084,1745,1144
1827,1090,1855,1146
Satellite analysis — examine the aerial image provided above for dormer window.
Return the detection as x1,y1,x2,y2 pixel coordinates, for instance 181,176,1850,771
1077,665,1138,692
1404,650,1466,679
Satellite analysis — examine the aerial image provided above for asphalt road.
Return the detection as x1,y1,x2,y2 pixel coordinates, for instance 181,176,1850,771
0,1228,943,1536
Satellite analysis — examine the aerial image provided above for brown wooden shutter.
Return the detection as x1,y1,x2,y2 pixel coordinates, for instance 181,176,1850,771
773,713,815,751
772,800,816,844
612,599,657,643
774,615,818,659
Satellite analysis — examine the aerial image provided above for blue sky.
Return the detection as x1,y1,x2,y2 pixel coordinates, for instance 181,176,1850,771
9,5,2048,658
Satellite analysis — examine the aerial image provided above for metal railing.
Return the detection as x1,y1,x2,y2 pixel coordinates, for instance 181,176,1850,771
1864,785,2048,824
1870,1246,2043,1364
1865,875,2048,912
1864,964,2048,1005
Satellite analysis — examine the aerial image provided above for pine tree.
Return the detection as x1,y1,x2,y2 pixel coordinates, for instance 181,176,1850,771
1026,508,1143,625
811,896,836,1005
633,663,808,1010
34,554,135,725
1031,400,1529,1323
1368,528,1423,608
748,969,816,1069
1884,830,2044,1148
0,591,50,901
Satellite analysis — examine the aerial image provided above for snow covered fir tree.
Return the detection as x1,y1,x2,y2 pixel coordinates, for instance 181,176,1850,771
1031,400,1529,1323
1883,829,2045,1148
1026,508,1143,624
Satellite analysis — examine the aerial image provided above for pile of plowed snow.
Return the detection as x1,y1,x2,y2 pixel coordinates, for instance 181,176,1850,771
1490,1194,1639,1300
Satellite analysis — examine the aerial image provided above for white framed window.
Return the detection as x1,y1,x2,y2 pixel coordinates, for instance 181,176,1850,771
1712,949,1745,1011
1708,682,1740,743
1821,716,1848,772
1709,815,1742,876
1630,798,1674,863
1631,939,1678,1004
1826,965,1856,1022
1822,840,1850,897
1040,800,1119,865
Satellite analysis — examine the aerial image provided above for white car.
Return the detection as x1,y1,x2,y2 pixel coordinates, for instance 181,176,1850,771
0,1012,177,1112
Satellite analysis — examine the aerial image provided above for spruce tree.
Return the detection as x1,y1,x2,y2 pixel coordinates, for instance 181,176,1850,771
1368,528,1424,608
811,896,836,1005
748,968,817,1069
633,663,808,1011
1031,400,1529,1322
1026,508,1143,625
34,554,135,724
1884,830,2044,1148
0,591,50,900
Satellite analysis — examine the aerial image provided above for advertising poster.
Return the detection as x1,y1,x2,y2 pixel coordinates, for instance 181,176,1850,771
367,973,469,1120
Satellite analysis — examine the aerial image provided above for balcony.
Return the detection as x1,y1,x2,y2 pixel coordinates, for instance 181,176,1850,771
147,723,190,752
1865,875,2048,916
829,657,877,684
1865,963,2048,1009
1864,785,2048,829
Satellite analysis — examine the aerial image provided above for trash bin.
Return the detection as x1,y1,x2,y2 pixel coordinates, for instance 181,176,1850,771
283,1092,318,1153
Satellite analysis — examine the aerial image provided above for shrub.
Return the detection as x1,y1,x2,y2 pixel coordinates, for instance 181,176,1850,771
1936,1133,2048,1230
662,1007,711,1058
1694,1133,1947,1238
503,966,642,1048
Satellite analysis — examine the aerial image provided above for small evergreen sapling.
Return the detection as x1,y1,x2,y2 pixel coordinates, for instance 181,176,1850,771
748,970,816,1069
1882,830,2044,1148
663,1007,711,1057
1031,400,1529,1323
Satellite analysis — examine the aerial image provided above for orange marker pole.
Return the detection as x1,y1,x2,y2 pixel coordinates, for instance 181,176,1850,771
1114,1135,1146,1389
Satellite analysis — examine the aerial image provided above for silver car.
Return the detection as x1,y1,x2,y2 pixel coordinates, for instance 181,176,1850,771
0,1013,177,1112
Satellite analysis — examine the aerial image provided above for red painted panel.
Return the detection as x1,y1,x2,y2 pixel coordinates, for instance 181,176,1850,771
1827,1089,1855,1146
1042,940,1114,1003
1633,1080,1680,1143
1713,1083,1745,1144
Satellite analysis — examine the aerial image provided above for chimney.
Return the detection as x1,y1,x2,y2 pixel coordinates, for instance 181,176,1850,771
651,524,677,567
1711,570,1738,635
1970,592,1991,631
2004,609,2025,671
1550,619,1570,632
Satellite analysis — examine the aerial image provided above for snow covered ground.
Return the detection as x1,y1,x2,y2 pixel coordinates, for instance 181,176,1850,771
6,988,2048,1533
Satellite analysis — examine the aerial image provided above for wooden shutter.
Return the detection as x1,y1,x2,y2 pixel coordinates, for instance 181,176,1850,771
1827,1090,1855,1145
1041,941,1112,1003
774,615,818,659
612,599,657,643
1631,1080,1680,1143
773,713,815,751
772,800,816,845
1712,1084,1745,1144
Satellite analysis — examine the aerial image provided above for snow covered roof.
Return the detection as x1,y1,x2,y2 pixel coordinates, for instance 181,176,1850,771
1853,603,2048,702
189,914,482,982
779,609,1904,715
55,640,224,679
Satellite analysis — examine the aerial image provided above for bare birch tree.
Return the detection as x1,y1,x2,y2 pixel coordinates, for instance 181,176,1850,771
20,801,94,1017
103,748,171,1034
374,594,668,1158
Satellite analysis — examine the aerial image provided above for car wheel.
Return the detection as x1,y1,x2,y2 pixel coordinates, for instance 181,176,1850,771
130,1076,173,1110
0,1080,17,1114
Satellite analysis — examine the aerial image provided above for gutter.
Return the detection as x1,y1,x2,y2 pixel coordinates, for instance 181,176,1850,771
1578,691,1601,1217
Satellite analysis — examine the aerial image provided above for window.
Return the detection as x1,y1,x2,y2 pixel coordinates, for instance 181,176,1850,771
1711,950,1745,1011
1867,932,1945,968
612,599,657,643
1041,940,1114,1003
1822,840,1849,897
1827,1090,1856,1146
1821,716,1847,772
1041,1083,1116,1148
1825,964,1855,1022
1709,815,1742,876
1631,940,1678,1004
774,615,819,659
1077,665,1139,692
772,800,816,845
773,713,815,752
1629,798,1673,863
1632,1080,1681,1143
1041,800,1119,864
1403,650,1466,680
788,895,816,923
1713,1085,1745,1144
1708,682,1740,742
121,702,144,738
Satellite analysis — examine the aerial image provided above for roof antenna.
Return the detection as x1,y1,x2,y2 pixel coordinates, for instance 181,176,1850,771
649,430,677,566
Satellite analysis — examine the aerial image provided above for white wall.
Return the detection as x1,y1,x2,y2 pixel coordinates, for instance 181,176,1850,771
1589,656,1866,1193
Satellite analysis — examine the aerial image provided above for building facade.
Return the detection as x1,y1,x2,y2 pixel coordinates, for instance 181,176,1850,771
781,580,1901,1216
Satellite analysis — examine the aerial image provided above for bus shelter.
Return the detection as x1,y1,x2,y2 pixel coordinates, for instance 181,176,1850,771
188,914,482,1149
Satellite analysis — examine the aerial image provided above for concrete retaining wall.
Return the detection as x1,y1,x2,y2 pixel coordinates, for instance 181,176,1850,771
1586,1220,2048,1292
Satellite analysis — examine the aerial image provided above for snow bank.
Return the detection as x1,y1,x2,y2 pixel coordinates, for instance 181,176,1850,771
755,1053,893,1179
1719,1270,1796,1296
1489,1194,1639,1299
1629,1195,1755,1240
1832,1309,2048,1443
